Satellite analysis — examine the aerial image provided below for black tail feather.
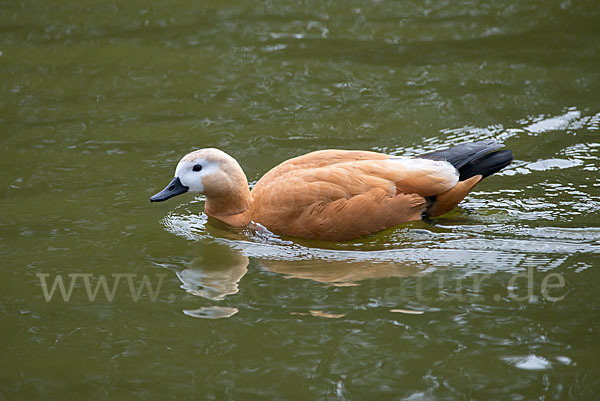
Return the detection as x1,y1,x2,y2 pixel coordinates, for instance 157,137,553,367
458,149,513,180
419,140,513,181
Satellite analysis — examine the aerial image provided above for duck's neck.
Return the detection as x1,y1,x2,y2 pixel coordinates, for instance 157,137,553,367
204,185,253,227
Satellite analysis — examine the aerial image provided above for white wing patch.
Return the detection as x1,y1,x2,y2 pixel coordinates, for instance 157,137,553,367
387,156,459,187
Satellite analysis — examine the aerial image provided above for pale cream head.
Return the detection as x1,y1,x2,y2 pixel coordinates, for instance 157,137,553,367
151,148,252,216
174,148,246,196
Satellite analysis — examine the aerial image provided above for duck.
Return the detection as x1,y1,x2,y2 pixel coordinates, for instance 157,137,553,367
150,139,513,241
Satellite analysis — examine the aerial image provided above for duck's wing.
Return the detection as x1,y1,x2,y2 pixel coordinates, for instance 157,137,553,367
255,149,388,185
251,154,460,241
256,150,459,197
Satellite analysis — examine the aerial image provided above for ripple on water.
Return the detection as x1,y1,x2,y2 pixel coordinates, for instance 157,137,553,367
161,209,594,281
502,354,552,371
182,306,239,319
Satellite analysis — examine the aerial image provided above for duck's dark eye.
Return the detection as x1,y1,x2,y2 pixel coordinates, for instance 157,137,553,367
192,164,202,172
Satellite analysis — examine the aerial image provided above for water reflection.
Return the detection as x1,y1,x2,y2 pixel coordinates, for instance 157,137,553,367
170,238,424,300
167,242,247,319
260,259,422,285
182,306,239,319
176,244,248,301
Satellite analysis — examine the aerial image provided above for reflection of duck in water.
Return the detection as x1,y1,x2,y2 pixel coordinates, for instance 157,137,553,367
174,245,424,296
171,243,247,319
173,242,428,319
259,259,423,285
151,140,512,242
175,244,248,301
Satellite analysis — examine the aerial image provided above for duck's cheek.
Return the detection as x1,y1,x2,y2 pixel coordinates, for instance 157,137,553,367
181,175,204,193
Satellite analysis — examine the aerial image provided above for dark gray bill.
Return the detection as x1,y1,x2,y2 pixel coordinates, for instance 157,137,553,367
150,177,189,202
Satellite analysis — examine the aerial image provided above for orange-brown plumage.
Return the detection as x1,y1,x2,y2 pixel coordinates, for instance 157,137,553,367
150,141,513,241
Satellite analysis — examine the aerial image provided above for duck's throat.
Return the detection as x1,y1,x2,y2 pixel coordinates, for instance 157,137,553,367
204,189,252,227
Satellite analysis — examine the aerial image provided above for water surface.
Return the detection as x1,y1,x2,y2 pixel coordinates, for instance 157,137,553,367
1,0,600,399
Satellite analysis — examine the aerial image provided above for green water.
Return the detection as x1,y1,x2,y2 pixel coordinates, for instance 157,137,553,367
2,0,600,399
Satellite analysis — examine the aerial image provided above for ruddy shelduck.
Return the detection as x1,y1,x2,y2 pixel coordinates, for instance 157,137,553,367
151,140,513,241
